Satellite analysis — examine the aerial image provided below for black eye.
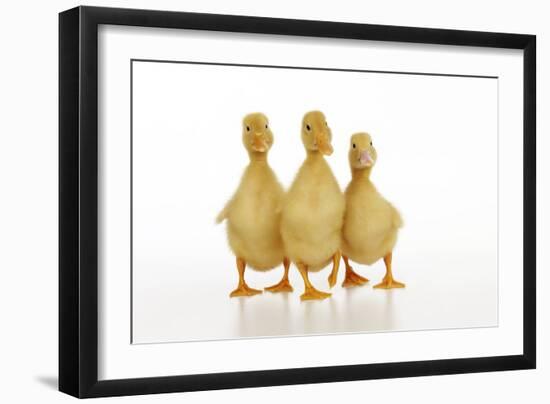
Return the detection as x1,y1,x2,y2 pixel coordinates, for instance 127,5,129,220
352,143,356,148
325,122,328,126
306,124,311,131
265,124,268,129
370,141,373,146
246,126,250,131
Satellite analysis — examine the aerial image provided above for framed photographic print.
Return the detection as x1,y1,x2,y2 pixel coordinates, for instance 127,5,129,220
59,5,536,398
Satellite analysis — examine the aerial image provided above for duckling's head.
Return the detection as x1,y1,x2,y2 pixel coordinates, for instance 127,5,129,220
301,110,333,156
349,132,377,170
242,113,274,154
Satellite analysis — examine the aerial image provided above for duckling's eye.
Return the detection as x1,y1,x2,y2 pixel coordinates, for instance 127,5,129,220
370,141,373,146
352,143,356,149
265,124,268,129
306,124,311,131
325,122,328,126
246,126,250,132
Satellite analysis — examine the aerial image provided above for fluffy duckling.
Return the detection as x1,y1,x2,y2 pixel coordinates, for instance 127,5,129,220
341,132,405,289
280,111,345,300
216,113,292,297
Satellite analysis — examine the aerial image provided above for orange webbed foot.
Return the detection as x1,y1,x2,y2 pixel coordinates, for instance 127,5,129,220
374,253,405,289
373,277,405,289
300,286,331,301
265,278,294,293
229,284,263,297
342,267,369,288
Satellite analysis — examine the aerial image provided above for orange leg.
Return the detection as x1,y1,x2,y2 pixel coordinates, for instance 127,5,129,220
341,255,369,287
297,262,331,301
229,257,262,297
265,257,294,293
373,252,405,289
327,250,341,288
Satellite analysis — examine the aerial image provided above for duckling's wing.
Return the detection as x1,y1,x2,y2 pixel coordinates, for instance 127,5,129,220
215,198,233,224
215,209,226,224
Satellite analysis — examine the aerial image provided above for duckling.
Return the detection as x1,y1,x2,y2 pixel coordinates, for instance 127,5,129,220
216,113,292,297
280,111,345,300
341,132,405,289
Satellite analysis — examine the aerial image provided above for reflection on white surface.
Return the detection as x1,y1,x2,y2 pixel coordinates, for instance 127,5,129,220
133,251,497,344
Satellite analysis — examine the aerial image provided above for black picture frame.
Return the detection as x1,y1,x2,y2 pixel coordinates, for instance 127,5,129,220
59,5,536,398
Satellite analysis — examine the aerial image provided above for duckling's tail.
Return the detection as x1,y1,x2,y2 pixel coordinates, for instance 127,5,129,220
391,205,404,229
394,215,403,229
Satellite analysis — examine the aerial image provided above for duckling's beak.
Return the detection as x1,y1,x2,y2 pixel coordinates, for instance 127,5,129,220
358,150,373,167
251,132,268,152
316,133,333,156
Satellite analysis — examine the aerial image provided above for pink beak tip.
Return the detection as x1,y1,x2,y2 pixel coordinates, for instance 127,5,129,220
360,151,373,165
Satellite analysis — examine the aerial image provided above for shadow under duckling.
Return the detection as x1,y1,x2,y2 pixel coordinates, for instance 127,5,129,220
280,111,345,300
216,113,293,297
341,132,405,289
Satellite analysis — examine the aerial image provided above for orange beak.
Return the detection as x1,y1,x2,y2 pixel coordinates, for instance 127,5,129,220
252,133,268,152
316,133,333,156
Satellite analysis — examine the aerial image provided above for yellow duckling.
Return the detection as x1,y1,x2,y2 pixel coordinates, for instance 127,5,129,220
216,113,292,297
280,111,345,300
341,132,405,289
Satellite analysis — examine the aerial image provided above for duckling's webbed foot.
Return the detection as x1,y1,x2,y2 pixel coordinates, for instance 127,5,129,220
229,257,263,298
265,279,293,293
373,278,405,289
342,269,369,287
373,252,405,289
342,255,369,288
301,286,332,301
265,257,294,293
296,262,331,301
230,284,263,297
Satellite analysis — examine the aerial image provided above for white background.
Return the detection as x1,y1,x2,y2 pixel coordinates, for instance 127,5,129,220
0,0,547,403
132,60,498,343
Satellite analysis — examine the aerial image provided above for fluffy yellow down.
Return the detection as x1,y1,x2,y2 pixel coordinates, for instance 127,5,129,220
341,132,403,265
217,113,285,271
281,111,345,271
